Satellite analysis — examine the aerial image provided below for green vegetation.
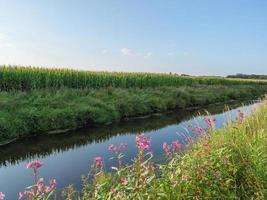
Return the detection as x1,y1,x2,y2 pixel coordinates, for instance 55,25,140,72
1,66,267,91
0,66,266,199
0,66,267,144
62,99,267,199
0,84,266,144
227,73,267,80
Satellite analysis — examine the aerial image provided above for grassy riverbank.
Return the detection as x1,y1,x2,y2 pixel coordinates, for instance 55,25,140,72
61,99,267,199
0,84,267,144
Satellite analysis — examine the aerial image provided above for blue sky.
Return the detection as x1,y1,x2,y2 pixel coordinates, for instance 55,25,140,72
0,0,266,75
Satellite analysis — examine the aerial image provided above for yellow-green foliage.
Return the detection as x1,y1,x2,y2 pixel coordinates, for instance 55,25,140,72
164,100,267,199
1,65,267,91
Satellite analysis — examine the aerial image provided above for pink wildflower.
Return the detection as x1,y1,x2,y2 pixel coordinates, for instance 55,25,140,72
108,144,116,151
37,178,45,194
26,160,44,169
192,125,205,134
185,135,194,148
0,192,5,200
172,140,183,152
19,177,57,199
163,140,183,156
238,110,245,121
44,179,56,193
46,179,57,193
108,144,120,154
49,179,57,187
120,143,127,150
162,142,172,156
94,156,103,168
204,117,215,128
18,192,23,200
203,143,209,151
182,175,190,181
108,143,127,155
136,133,151,151
108,143,127,166
18,191,34,200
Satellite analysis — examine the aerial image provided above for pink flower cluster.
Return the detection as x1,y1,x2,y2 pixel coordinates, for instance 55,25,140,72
26,160,45,180
18,160,56,200
162,142,172,156
94,156,103,168
203,143,209,151
172,140,183,151
163,140,183,156
108,143,127,155
192,125,205,134
120,143,127,150
136,133,151,151
192,126,205,134
0,192,5,200
108,143,127,166
18,178,57,200
204,117,216,128
26,160,44,169
185,136,193,148
237,110,245,121
188,117,216,135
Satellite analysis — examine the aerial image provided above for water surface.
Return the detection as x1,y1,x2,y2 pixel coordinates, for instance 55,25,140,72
0,101,259,199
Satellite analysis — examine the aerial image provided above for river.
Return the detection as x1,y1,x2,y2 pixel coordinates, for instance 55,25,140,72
0,101,259,199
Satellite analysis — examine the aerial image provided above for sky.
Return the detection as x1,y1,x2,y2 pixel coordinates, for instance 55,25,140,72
0,0,267,76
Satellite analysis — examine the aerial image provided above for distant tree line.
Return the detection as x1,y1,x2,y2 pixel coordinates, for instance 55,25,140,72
227,73,267,80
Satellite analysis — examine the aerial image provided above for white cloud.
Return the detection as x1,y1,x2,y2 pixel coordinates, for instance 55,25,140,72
144,52,152,58
121,48,133,56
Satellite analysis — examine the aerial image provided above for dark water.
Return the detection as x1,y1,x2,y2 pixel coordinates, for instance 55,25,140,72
0,101,259,199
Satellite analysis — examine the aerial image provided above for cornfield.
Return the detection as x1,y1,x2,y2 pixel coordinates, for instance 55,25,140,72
0,65,266,91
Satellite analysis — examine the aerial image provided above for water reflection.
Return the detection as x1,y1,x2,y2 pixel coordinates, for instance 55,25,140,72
0,101,258,199
0,101,247,167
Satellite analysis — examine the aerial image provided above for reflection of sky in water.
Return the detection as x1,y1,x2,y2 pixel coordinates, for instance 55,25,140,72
0,102,259,199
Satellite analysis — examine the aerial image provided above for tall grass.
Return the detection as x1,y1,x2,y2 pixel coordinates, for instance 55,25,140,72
1,65,267,91
0,86,266,143
61,99,267,199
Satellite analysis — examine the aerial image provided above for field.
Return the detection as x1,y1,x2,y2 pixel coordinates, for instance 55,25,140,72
0,66,267,145
1,65,267,91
